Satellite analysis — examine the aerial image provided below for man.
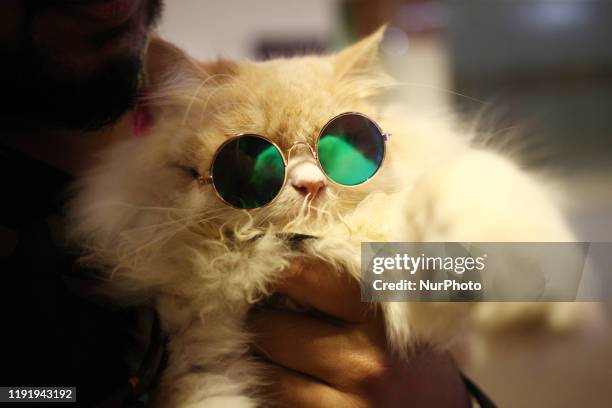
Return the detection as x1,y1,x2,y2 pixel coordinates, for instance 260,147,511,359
0,1,470,406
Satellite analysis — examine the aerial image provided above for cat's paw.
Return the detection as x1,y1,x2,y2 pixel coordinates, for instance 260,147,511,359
472,302,599,335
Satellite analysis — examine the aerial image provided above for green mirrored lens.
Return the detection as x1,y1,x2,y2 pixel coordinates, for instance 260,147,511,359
317,114,384,185
212,135,285,209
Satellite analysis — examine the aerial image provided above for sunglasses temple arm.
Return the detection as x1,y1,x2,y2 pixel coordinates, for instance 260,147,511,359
198,175,213,186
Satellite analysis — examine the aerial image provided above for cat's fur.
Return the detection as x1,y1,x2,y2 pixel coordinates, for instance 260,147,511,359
67,28,578,407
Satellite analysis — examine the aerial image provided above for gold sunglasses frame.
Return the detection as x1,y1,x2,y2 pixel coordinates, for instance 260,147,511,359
198,112,391,210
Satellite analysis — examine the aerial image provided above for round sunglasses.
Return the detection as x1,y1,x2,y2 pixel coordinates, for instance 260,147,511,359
197,112,391,209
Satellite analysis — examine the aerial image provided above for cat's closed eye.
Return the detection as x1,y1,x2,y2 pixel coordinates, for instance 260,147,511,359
174,164,201,180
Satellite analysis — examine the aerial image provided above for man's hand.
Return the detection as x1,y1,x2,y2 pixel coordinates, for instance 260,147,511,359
248,259,469,407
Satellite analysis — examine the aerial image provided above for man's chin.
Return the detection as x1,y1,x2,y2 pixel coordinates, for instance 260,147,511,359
1,54,142,131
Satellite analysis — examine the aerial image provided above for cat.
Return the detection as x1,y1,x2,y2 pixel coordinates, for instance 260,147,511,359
66,28,581,407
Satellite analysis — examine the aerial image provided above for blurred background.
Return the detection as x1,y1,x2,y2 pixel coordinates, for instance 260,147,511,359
158,1,612,406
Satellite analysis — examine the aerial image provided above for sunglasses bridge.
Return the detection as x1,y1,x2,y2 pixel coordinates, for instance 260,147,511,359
286,141,317,162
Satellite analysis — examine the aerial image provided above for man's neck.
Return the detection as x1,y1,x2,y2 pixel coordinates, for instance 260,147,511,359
1,115,131,175
0,117,131,253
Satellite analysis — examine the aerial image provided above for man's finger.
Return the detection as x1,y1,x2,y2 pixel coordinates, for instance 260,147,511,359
261,364,359,408
248,308,385,388
275,258,371,323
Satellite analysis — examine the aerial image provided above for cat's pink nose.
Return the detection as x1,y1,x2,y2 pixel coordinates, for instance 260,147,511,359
288,158,327,200
292,178,326,200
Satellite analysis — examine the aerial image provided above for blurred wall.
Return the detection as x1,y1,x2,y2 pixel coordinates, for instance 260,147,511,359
157,0,340,59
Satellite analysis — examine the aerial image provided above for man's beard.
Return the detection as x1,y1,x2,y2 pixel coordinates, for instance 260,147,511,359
0,52,143,131
0,0,163,131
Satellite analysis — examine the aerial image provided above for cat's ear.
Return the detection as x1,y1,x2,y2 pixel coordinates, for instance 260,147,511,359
200,59,239,78
129,38,203,137
334,25,386,78
145,37,239,92
132,38,239,137
144,37,203,89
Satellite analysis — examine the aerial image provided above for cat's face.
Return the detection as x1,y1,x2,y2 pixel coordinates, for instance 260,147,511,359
119,29,396,237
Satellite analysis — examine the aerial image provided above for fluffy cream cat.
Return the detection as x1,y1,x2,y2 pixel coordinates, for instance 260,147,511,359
67,28,578,407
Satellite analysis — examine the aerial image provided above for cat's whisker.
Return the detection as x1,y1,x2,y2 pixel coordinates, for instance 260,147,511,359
141,88,207,107
128,212,200,236
181,74,238,126
368,81,486,105
123,212,201,233
118,207,216,244
88,200,193,213
195,83,238,124
195,81,260,126
120,218,199,257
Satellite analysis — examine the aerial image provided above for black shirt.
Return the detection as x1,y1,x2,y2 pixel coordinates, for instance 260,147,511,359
0,145,161,407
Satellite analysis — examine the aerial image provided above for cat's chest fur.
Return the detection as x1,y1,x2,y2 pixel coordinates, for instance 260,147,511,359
149,188,402,336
